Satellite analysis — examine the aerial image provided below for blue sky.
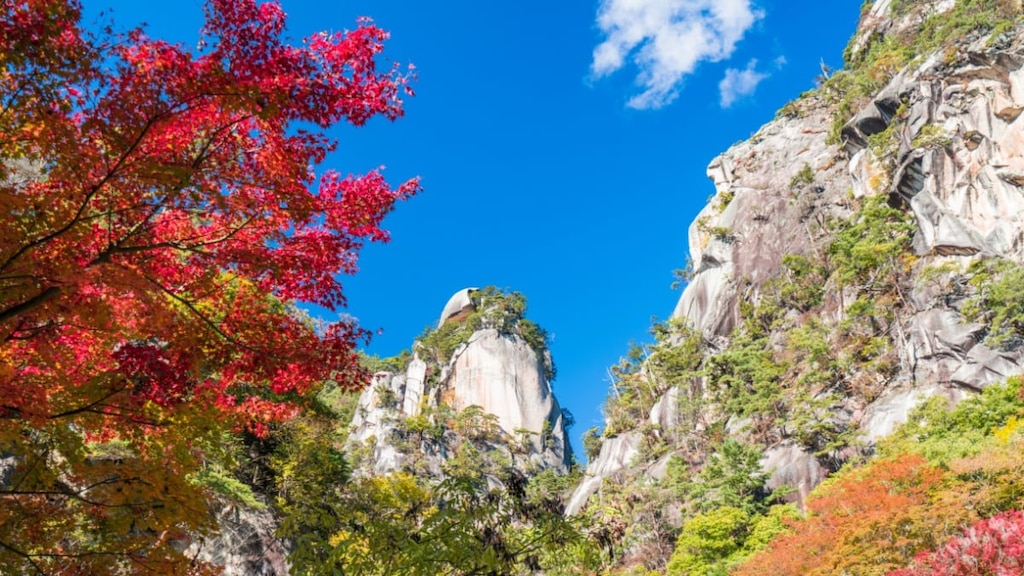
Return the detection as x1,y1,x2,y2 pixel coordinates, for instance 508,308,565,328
86,0,862,459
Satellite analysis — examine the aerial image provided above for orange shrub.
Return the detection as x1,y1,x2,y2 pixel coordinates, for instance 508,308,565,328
733,455,973,576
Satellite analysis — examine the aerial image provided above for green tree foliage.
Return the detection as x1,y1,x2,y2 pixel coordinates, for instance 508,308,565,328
962,259,1024,350
582,426,603,461
879,377,1024,464
705,333,785,438
907,0,1020,54
358,349,413,374
648,320,706,391
271,409,351,526
277,341,593,575
776,255,828,311
665,504,798,576
603,321,706,437
282,468,598,575
667,506,748,576
418,287,556,380
603,343,659,436
669,439,773,515
829,194,914,292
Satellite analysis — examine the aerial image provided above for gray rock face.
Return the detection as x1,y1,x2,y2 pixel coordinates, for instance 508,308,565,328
566,432,641,516
860,385,964,442
449,329,571,471
673,101,849,339
191,503,289,576
348,370,408,474
676,19,1024,448
402,358,427,417
649,387,682,430
761,442,827,505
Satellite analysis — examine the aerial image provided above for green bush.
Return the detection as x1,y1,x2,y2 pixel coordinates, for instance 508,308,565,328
666,504,798,576
191,465,266,509
417,286,557,380
963,259,1024,350
582,426,602,461
671,439,772,515
789,164,815,189
879,377,1024,464
828,194,914,291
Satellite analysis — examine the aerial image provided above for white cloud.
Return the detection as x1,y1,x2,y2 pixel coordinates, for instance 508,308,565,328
718,59,768,108
591,0,763,109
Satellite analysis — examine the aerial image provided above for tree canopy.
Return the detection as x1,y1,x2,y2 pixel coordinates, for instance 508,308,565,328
0,0,416,572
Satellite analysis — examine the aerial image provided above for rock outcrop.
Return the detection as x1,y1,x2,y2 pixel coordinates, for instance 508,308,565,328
198,288,572,575
191,504,290,576
349,288,572,478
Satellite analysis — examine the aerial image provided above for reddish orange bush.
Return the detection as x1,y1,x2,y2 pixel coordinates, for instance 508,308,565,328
733,455,972,576
889,510,1024,576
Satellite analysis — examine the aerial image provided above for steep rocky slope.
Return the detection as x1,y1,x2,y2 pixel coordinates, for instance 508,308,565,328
570,0,1024,570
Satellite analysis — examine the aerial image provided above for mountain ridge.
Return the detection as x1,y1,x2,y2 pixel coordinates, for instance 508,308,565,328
570,1,1024,571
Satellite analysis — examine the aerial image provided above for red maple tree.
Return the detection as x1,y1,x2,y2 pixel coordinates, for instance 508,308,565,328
889,510,1024,576
0,0,417,571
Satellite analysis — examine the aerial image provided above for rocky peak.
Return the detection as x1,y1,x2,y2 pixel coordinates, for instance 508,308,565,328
438,287,478,327
349,287,572,478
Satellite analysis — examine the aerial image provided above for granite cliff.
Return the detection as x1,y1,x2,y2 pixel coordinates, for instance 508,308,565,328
348,287,573,478
190,2,1024,573
570,0,1024,570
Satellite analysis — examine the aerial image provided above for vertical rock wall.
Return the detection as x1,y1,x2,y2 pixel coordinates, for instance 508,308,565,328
348,289,572,477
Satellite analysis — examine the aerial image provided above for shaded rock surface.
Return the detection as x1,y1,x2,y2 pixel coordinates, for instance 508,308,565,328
192,504,289,576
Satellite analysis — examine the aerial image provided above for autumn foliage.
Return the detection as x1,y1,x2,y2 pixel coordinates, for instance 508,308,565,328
733,455,971,576
889,510,1024,576
0,0,416,571
731,380,1024,576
